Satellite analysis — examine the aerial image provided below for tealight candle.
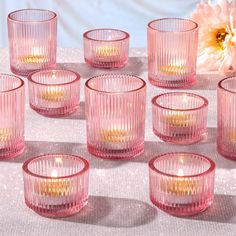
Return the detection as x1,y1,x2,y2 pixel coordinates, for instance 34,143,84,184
8,9,57,76
28,69,80,117
149,152,215,216
85,74,146,159
22,154,90,218
94,45,119,62
152,92,208,144
217,76,236,160
0,74,25,159
0,128,12,142
84,29,129,68
148,18,198,88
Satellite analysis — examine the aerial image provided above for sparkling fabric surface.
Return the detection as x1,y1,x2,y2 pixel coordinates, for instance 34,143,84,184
0,48,236,236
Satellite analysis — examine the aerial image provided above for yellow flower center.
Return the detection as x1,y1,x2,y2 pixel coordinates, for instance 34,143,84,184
215,28,228,49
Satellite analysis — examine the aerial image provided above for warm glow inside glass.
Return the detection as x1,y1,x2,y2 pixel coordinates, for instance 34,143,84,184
149,153,215,216
8,9,57,76
152,92,208,144
85,74,146,159
83,29,129,69
147,18,198,88
0,74,25,159
22,154,89,218
217,76,236,160
28,69,80,117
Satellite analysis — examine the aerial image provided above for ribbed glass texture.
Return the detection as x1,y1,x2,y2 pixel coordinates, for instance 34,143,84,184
28,69,80,117
152,92,208,144
85,74,146,159
8,9,57,76
149,153,215,216
147,18,198,88
22,154,89,218
83,29,129,69
217,77,236,160
0,74,25,159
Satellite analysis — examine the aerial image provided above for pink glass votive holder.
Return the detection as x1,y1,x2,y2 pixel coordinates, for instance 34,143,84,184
85,74,146,159
28,69,80,117
83,29,129,69
0,74,25,159
152,92,208,144
147,18,198,88
217,76,236,160
149,152,215,216
8,9,57,76
22,154,89,218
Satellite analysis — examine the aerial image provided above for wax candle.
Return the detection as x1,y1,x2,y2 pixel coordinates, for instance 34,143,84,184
95,46,119,58
40,88,65,102
164,112,196,127
100,128,129,143
38,169,71,197
0,128,12,142
229,130,236,142
19,47,47,64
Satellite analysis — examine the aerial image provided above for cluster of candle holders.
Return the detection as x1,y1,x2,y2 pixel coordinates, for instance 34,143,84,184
1,8,235,219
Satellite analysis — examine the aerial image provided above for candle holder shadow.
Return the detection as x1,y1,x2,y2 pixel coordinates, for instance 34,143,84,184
58,195,157,228
190,194,236,224
57,57,145,79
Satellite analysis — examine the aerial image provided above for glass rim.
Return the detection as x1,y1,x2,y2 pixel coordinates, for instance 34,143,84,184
148,18,198,33
8,9,57,23
85,74,146,94
151,92,208,111
27,69,80,86
83,28,130,42
0,73,24,93
218,76,236,94
22,154,89,179
149,152,215,178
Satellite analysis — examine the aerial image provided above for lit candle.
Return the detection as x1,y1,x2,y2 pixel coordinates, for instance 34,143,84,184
19,47,47,64
161,169,199,196
38,169,71,197
160,168,201,205
94,45,119,62
99,126,130,149
164,112,196,128
0,128,12,142
229,130,236,142
159,59,188,75
41,87,65,102
40,73,65,102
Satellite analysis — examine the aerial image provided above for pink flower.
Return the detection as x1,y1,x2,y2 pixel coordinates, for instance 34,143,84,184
191,0,236,75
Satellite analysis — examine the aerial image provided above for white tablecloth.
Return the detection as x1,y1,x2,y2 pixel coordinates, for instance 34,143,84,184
0,48,235,236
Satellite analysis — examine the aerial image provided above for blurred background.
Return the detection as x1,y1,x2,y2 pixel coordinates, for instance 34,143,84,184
0,0,200,48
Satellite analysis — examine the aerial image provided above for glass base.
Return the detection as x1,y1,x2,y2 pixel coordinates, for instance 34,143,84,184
150,196,213,216
25,198,88,218
217,146,236,161
85,58,127,69
0,141,25,160
11,64,56,77
153,130,203,145
149,75,196,89
87,143,144,160
30,104,78,117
